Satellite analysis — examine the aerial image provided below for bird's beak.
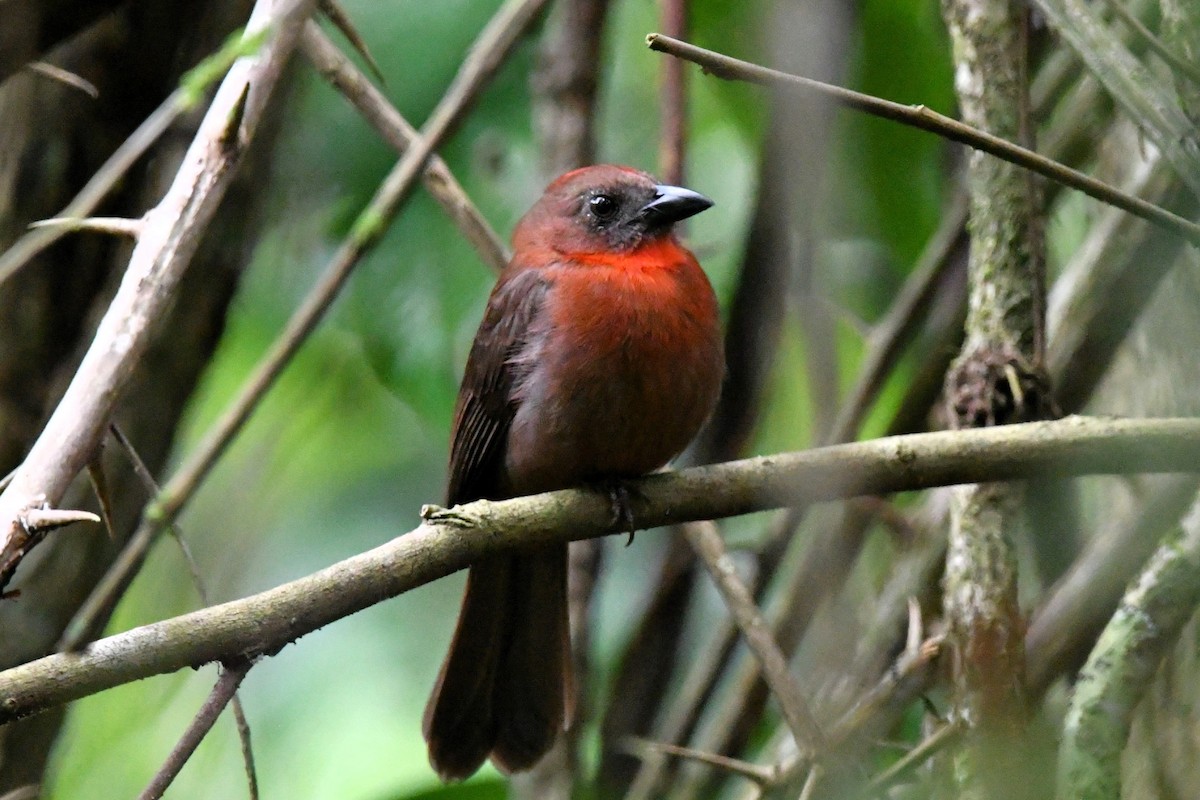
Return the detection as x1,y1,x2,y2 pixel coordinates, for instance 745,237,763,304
639,184,714,226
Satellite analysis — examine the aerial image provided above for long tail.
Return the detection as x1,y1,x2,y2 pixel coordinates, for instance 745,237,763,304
423,544,573,781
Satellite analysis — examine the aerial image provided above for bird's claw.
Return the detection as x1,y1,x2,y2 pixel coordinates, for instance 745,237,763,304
601,481,640,545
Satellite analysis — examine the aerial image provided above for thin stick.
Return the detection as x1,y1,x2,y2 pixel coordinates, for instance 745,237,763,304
60,0,549,647
299,24,508,272
27,62,99,97
136,661,251,800
622,738,776,785
96,426,260,797
862,722,962,797
645,33,1200,247
658,0,688,186
683,520,828,757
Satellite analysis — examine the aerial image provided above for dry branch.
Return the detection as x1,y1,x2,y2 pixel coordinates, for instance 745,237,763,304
0,0,318,593
645,33,1200,246
0,417,1198,722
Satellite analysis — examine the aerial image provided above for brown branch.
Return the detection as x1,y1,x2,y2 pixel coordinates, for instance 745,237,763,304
57,0,549,649
1,417,1200,721
644,33,1200,247
684,521,828,756
862,721,963,798
0,0,319,594
622,738,777,785
658,0,688,186
136,660,251,800
299,23,509,272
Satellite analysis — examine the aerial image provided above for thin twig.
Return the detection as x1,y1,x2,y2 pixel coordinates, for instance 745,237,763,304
658,0,688,186
27,61,99,97
0,0,318,593
683,520,828,757
136,661,252,800
4,416,1200,720
862,721,963,797
94,425,261,795
645,33,1200,246
1102,0,1200,87
60,0,548,646
316,0,385,82
299,24,508,272
622,738,777,785
0,24,275,290
28,216,145,238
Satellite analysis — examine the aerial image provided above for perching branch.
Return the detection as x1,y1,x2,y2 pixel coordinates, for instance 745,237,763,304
1,417,1200,722
645,33,1200,247
0,0,319,594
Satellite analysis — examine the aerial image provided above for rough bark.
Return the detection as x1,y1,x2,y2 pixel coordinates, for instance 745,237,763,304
939,0,1047,796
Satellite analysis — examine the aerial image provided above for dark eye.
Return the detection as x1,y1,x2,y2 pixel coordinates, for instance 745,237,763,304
589,193,619,221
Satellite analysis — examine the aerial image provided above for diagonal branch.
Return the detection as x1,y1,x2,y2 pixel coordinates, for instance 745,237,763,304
0,0,318,594
1,417,1200,723
645,33,1200,246
684,521,827,757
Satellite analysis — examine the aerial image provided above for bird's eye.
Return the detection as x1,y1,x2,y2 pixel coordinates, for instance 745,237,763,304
589,194,619,221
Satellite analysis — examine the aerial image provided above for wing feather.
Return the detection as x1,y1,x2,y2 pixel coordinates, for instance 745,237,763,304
446,268,548,505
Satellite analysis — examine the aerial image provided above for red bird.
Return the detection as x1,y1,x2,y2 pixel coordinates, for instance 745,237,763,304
423,164,724,780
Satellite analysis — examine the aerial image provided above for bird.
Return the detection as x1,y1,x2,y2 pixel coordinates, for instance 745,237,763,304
423,164,724,781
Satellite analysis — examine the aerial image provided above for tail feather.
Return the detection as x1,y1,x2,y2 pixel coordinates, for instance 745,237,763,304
492,544,573,773
424,545,572,780
423,556,514,781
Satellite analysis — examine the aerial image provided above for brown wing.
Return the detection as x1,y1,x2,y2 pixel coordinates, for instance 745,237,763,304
446,267,548,506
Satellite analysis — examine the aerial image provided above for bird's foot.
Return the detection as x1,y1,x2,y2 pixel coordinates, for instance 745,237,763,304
595,480,642,545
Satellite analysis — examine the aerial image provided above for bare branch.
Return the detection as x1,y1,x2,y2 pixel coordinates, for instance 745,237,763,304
27,216,144,238
684,520,828,757
0,0,319,593
0,417,1199,721
645,33,1200,246
136,661,252,800
622,738,777,785
26,62,98,97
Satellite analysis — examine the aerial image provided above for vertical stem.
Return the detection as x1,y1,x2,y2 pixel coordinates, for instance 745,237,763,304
939,0,1048,796
659,0,687,186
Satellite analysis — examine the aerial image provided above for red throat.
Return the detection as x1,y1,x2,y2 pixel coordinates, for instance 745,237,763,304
561,236,696,272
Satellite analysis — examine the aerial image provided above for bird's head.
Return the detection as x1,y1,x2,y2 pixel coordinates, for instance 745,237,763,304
512,164,713,257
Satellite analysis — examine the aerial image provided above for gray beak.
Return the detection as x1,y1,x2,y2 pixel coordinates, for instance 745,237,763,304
638,184,714,226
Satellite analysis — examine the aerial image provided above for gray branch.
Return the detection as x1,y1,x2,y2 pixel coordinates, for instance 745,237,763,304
1,416,1199,723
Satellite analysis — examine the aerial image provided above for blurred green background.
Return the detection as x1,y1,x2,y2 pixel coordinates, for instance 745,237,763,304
44,0,952,796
